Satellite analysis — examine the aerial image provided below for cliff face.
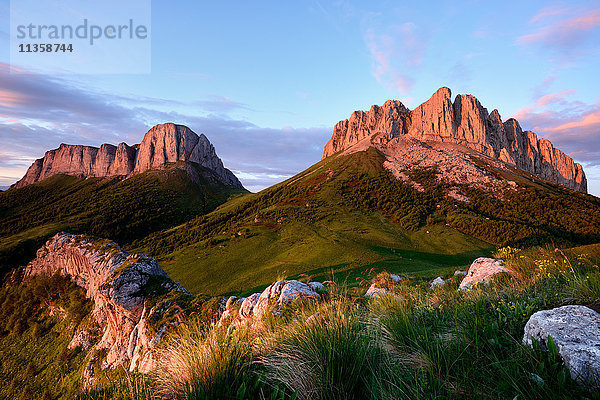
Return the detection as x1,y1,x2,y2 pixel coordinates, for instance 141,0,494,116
323,88,587,193
13,123,243,189
25,233,190,377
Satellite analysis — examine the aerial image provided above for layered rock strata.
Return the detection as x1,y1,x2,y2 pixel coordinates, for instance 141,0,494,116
323,88,587,193
13,123,242,189
25,232,190,376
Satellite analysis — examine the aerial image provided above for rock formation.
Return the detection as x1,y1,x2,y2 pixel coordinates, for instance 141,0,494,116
12,123,243,189
523,305,600,389
24,232,191,377
219,280,322,325
364,273,402,299
323,88,587,193
459,257,510,291
430,277,445,290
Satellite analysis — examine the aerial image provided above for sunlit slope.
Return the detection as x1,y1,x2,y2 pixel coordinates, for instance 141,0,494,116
0,162,246,272
134,147,600,296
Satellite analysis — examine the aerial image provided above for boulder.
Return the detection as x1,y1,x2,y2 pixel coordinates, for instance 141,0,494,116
239,293,261,318
308,281,327,292
253,280,320,317
430,277,445,289
523,305,600,389
365,284,390,299
454,270,467,276
459,257,508,291
223,280,321,324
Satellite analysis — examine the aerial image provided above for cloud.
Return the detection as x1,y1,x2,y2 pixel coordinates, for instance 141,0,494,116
364,22,426,93
529,6,569,23
511,90,600,166
0,63,331,191
534,89,576,107
517,8,600,57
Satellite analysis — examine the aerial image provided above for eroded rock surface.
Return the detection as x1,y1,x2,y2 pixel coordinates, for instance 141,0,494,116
13,123,242,189
523,305,600,389
220,280,322,324
323,87,586,193
459,258,509,291
25,232,190,375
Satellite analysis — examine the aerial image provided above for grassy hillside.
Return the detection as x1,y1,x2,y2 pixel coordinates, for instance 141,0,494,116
106,243,600,400
0,162,246,274
132,148,600,296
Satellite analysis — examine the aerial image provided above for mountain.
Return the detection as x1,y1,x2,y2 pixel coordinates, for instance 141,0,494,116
323,87,587,193
12,123,242,189
124,90,598,296
133,146,600,296
0,124,246,272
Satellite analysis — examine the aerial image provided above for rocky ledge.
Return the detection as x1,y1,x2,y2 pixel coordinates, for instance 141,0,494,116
25,232,191,378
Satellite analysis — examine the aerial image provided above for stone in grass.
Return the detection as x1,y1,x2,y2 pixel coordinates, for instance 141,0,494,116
523,305,600,390
430,277,445,289
459,257,508,291
308,281,327,292
364,284,390,299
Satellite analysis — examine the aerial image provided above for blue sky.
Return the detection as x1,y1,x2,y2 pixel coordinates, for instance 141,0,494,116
0,0,599,194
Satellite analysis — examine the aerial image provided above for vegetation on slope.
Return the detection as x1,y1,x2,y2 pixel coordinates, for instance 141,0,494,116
133,148,600,296
89,243,600,400
0,162,246,274
0,272,94,399
0,242,598,399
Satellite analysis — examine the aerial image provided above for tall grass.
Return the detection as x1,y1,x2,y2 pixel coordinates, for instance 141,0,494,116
367,245,600,399
92,244,600,400
78,370,155,400
258,299,388,400
152,321,254,399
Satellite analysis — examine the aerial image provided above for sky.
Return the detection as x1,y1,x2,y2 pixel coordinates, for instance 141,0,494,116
0,0,599,194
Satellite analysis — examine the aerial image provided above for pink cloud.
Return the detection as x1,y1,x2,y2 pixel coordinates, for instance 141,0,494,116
364,22,425,93
529,6,569,23
546,109,600,133
517,8,600,53
535,89,576,107
0,90,26,108
511,91,600,165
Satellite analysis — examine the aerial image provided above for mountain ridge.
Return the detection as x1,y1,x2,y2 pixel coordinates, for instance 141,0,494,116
323,87,587,193
12,123,243,189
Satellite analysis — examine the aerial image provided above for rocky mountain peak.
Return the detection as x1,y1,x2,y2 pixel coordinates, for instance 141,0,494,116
323,87,587,193
12,123,243,189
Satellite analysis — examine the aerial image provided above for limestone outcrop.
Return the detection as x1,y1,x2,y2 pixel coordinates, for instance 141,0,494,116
25,232,190,376
219,280,322,325
12,123,243,189
523,305,600,389
458,257,510,291
322,88,587,193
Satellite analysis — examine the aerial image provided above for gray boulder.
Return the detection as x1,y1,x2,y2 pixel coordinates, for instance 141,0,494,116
308,281,327,292
523,305,600,389
364,284,390,299
430,277,445,289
